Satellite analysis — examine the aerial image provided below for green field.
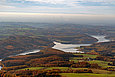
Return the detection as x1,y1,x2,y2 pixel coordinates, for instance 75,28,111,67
20,67,115,74
69,54,98,63
19,67,88,71
46,67,88,71
87,60,112,68
70,53,113,68
60,73,115,77
70,53,98,62
16,53,115,77
19,67,44,70
74,54,98,59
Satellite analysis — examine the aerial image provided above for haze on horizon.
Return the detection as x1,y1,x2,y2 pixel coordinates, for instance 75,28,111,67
0,0,115,25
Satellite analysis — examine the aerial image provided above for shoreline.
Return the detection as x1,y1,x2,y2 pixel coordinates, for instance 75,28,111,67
52,35,111,53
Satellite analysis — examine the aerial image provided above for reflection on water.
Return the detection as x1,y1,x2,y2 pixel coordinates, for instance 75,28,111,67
52,42,90,53
52,35,110,53
17,50,40,56
0,66,2,70
91,35,110,42
0,59,2,70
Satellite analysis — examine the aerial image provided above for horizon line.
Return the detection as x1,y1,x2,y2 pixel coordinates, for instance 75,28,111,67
0,12,115,16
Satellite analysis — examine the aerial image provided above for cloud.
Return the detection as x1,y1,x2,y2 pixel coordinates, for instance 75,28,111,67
1,0,5,1
23,0,115,5
0,0,114,15
0,0,115,24
25,0,66,4
0,5,15,8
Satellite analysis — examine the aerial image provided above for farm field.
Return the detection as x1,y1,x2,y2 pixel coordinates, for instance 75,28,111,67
60,73,115,77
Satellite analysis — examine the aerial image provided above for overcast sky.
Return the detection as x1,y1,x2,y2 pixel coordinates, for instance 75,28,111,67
0,0,115,24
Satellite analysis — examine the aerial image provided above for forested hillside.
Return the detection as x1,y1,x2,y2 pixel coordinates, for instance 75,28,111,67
0,48,115,77
0,36,54,58
79,41,115,57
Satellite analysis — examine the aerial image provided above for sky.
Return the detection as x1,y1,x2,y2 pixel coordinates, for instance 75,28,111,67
0,0,115,24
0,0,115,14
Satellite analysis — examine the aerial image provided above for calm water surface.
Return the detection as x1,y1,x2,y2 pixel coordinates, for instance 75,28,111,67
52,35,110,53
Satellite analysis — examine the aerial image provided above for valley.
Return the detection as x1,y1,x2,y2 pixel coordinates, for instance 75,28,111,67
0,23,115,77
0,0,115,76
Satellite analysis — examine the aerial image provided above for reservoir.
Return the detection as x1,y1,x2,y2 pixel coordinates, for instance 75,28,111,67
52,42,90,53
52,35,110,53
91,35,110,42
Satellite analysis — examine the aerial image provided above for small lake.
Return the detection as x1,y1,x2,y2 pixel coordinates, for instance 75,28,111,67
52,35,110,53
